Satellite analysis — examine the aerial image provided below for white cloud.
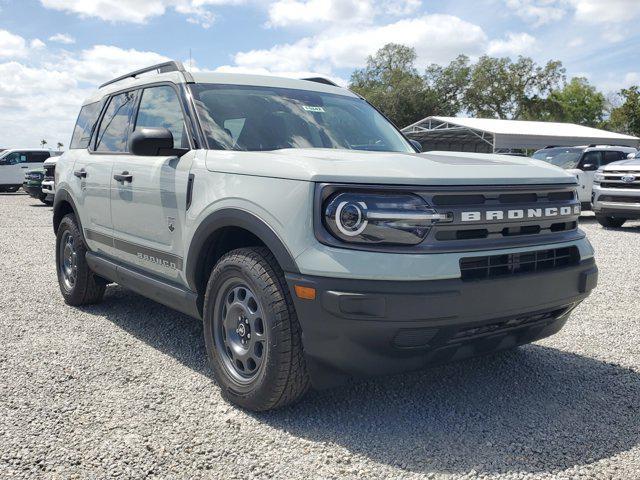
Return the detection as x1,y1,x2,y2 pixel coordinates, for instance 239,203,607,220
569,0,640,25
0,30,29,58
487,32,536,56
504,0,566,27
267,0,421,27
233,14,486,73
40,0,245,27
0,45,171,148
49,33,75,44
30,38,46,49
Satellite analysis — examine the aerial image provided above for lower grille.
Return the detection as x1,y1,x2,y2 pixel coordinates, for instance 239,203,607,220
599,195,640,204
460,246,580,281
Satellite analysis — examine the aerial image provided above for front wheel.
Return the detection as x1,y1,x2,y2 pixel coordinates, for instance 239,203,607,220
56,214,106,305
5,185,20,193
203,247,309,411
595,215,626,228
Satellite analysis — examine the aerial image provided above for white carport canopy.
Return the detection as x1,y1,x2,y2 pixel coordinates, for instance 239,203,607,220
402,116,640,152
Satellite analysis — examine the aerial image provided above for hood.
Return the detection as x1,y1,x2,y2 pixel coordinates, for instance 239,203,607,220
205,149,576,186
603,158,640,170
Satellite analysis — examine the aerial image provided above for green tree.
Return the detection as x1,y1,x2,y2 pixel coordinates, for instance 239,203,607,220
539,77,606,127
424,54,471,116
57,142,64,150
350,44,440,127
609,86,640,136
40,139,47,148
461,55,565,119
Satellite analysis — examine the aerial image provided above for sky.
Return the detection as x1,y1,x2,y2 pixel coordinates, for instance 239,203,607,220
1,0,639,148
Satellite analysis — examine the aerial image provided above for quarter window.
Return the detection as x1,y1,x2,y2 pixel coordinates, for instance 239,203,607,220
95,91,137,153
70,101,103,149
134,86,187,149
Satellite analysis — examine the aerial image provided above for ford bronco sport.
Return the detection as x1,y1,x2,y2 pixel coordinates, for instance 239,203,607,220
53,61,598,411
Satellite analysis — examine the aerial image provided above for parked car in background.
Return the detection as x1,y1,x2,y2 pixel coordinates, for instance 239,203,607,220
592,152,640,227
532,145,636,209
22,168,49,204
41,155,60,204
0,149,60,192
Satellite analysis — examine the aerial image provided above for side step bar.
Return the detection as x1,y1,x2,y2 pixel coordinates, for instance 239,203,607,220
86,252,201,319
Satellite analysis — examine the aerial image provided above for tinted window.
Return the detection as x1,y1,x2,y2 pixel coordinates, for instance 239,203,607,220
191,84,413,153
3,152,27,165
602,151,625,165
581,151,602,168
135,86,187,149
95,91,137,153
70,101,103,149
27,152,50,163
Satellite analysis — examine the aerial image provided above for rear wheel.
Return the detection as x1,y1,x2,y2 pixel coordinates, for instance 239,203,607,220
595,215,626,228
56,214,106,305
203,247,309,411
5,185,19,193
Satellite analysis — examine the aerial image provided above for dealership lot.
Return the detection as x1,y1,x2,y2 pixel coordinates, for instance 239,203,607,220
0,192,638,479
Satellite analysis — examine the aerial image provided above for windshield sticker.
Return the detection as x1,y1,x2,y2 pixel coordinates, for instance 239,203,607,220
302,105,325,113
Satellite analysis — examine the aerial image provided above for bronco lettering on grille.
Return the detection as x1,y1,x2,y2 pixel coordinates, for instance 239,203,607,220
460,205,580,222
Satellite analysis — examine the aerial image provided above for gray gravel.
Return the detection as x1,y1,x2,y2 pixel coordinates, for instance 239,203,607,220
0,192,639,480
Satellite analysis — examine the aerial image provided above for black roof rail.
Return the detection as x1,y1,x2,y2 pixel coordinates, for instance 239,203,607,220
99,61,192,89
302,77,339,87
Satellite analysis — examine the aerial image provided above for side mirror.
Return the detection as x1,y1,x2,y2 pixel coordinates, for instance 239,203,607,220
581,163,598,171
129,127,188,157
409,139,423,153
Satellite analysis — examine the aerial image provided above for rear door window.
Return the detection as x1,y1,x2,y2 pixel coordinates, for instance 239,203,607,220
580,151,602,168
27,152,50,163
95,91,137,153
134,86,188,149
70,101,103,149
602,151,626,165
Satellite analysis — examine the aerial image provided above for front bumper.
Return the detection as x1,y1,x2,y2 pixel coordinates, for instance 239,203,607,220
41,180,55,195
22,182,42,198
593,185,640,219
286,258,597,388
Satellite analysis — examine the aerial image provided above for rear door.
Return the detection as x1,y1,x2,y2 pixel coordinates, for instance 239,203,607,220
110,84,194,283
73,91,137,258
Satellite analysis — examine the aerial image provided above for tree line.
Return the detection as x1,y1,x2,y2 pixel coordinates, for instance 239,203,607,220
349,43,640,136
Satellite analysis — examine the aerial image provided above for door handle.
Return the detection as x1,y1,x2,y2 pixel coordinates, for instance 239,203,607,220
21,166,28,169
74,169,87,178
113,171,133,183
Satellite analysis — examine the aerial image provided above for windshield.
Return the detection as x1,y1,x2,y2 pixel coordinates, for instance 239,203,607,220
532,148,583,169
190,84,414,153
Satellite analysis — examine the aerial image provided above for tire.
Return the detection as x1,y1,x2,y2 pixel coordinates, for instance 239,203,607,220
5,185,20,193
39,193,48,204
595,215,626,228
56,214,106,306
203,247,309,411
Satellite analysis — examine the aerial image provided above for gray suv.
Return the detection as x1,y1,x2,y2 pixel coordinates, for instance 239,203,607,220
53,62,598,411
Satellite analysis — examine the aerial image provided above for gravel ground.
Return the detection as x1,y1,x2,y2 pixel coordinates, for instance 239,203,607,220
0,192,638,480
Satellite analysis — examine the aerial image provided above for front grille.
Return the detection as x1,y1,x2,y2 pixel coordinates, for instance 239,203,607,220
599,170,640,189
599,195,640,204
43,164,55,180
460,246,580,281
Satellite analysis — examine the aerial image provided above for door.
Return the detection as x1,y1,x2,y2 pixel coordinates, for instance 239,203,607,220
576,151,602,203
75,91,137,258
0,151,29,185
110,85,194,282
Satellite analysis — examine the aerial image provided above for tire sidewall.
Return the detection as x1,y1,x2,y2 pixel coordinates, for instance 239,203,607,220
203,254,287,406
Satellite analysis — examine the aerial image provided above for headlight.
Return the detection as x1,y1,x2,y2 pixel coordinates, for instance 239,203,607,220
594,171,605,183
323,192,450,245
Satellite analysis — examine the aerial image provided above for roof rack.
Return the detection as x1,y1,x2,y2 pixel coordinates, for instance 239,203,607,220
99,61,193,89
302,77,339,87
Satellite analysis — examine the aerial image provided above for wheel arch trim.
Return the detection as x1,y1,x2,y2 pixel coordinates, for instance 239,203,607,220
185,208,300,292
